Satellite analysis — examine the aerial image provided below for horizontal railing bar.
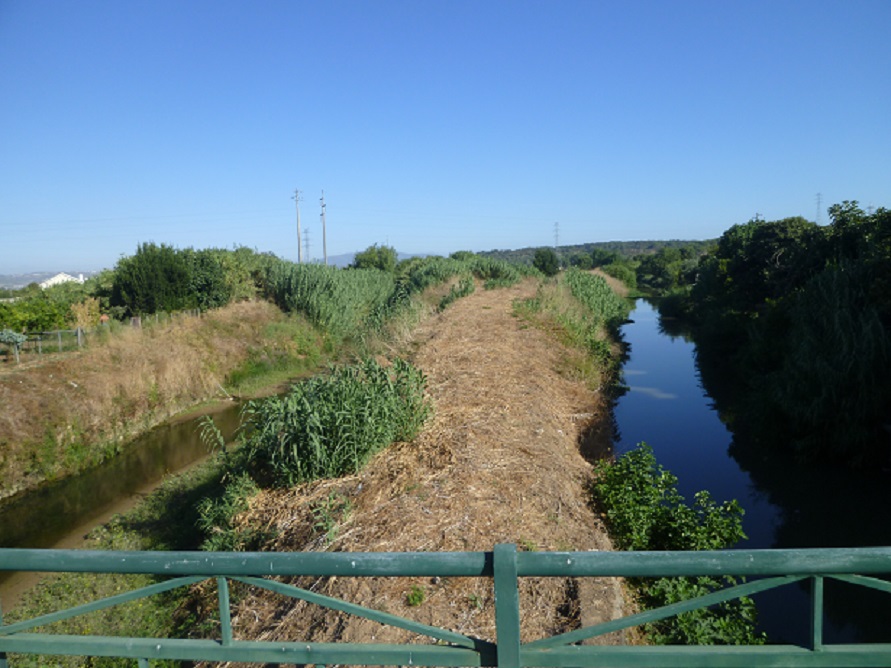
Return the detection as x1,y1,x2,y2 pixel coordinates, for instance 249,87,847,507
3,635,890,668
521,644,891,667
3,547,891,578
0,634,494,667
518,547,891,577
0,548,492,577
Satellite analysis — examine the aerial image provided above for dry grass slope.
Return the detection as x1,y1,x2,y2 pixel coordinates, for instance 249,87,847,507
210,278,627,663
0,300,303,499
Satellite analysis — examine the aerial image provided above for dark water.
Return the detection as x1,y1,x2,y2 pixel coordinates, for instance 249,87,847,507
611,299,891,645
0,402,242,551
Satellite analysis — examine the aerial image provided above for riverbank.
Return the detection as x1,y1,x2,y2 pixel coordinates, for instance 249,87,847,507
0,300,326,501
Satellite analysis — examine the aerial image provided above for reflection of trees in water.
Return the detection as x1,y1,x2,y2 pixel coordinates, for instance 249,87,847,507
695,345,891,643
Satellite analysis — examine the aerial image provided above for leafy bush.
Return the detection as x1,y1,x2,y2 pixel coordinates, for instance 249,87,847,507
196,472,264,551
439,276,475,310
242,358,431,486
352,243,398,272
533,248,560,276
591,444,763,645
563,267,630,329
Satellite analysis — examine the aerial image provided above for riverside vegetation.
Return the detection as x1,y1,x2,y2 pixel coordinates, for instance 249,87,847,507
6,245,760,665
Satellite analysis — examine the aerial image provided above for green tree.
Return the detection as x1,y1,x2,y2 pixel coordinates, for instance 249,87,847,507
532,248,560,276
111,242,192,316
352,244,397,273
185,248,231,310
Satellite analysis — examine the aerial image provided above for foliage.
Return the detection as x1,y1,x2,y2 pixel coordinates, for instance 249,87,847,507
684,203,891,466
311,491,353,543
599,260,637,289
185,248,232,310
759,264,891,465
196,472,264,551
264,259,395,339
0,292,70,331
352,243,398,273
111,242,193,316
406,585,426,607
636,244,705,293
0,329,27,349
591,444,762,645
70,296,101,329
562,267,630,329
439,275,476,310
242,358,431,486
532,248,560,276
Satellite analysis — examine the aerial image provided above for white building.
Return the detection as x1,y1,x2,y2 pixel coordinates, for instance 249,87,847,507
39,273,84,289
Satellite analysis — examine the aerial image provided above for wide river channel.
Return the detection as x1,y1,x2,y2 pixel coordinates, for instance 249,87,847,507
612,299,891,645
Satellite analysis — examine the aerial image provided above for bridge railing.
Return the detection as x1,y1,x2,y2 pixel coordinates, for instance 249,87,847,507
1,544,890,667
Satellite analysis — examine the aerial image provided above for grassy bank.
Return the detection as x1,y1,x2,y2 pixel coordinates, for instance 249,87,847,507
0,300,328,500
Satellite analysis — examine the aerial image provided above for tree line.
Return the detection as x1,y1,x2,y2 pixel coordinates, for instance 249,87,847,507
642,202,891,468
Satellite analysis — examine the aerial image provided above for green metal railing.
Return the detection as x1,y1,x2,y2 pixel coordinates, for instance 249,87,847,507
1,544,890,666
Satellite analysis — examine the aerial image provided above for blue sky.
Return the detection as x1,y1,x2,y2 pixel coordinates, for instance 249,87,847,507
1,0,889,273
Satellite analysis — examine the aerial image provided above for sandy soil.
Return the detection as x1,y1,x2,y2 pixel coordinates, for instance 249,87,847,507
213,278,629,662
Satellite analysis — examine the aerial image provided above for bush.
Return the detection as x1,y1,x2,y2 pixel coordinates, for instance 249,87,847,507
591,444,762,645
533,248,560,276
242,358,431,486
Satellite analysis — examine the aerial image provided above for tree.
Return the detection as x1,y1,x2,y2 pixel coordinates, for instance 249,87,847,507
352,244,397,273
111,242,192,316
533,248,560,276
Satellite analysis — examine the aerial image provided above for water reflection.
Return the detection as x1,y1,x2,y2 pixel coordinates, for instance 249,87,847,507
0,402,242,550
614,299,891,644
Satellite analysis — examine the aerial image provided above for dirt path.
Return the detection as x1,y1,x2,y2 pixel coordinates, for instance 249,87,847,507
223,278,627,657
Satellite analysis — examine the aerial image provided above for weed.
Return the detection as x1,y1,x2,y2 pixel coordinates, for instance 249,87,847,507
406,585,426,607
311,491,352,543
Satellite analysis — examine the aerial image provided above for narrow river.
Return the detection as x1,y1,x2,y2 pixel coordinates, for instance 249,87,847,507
612,299,891,645
0,401,242,606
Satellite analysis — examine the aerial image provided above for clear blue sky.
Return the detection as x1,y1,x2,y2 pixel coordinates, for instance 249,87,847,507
2,0,889,273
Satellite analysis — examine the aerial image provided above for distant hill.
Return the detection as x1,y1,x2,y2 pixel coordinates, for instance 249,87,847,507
478,239,715,265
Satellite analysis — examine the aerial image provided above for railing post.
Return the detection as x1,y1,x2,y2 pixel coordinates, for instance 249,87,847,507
810,575,824,651
0,599,7,668
494,543,520,668
218,577,233,646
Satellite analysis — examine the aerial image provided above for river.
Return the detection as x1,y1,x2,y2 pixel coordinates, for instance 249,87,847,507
612,299,891,644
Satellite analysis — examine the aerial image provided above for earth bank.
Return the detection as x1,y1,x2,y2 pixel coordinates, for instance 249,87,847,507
205,278,628,660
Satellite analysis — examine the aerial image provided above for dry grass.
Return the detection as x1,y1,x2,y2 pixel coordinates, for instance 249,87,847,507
0,301,300,499
205,278,628,665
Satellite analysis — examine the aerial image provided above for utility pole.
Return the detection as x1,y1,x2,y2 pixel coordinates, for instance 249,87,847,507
320,190,328,266
293,189,303,263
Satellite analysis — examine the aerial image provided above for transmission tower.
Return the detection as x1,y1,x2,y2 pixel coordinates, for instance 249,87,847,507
303,227,311,262
292,189,303,263
320,191,328,266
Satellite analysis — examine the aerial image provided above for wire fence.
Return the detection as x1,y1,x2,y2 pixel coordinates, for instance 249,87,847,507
0,310,204,364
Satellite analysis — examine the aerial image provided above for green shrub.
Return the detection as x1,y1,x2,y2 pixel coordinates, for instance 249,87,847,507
243,358,431,486
591,444,762,645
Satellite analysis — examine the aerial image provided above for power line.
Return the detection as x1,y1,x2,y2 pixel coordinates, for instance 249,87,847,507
320,191,328,266
292,188,303,263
